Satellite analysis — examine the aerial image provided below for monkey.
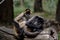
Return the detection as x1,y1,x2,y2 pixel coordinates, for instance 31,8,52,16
24,9,31,21
13,9,32,40
26,16,44,32
13,16,59,40
14,16,44,38
13,20,24,40
14,8,31,24
14,9,32,31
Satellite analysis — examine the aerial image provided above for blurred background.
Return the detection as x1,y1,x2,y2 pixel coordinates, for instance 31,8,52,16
13,0,58,20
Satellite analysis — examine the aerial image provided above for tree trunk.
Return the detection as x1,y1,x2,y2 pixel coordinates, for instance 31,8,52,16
56,0,60,23
34,0,43,12
0,0,13,24
20,0,24,7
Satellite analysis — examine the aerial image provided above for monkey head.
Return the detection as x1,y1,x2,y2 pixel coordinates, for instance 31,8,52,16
25,8,31,14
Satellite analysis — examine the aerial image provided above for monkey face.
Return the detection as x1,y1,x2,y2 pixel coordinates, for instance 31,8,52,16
25,9,31,14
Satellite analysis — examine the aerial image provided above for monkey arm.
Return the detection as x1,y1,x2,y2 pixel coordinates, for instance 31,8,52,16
14,12,25,23
13,20,24,40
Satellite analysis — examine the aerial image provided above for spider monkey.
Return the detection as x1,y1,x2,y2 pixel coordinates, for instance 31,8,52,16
13,20,24,40
14,8,31,23
26,16,44,32
24,8,31,21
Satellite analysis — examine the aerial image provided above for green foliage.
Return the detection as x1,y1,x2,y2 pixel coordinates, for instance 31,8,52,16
13,0,58,19
13,0,20,7
14,6,25,17
58,32,60,40
24,0,34,9
13,0,34,17
43,0,58,13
